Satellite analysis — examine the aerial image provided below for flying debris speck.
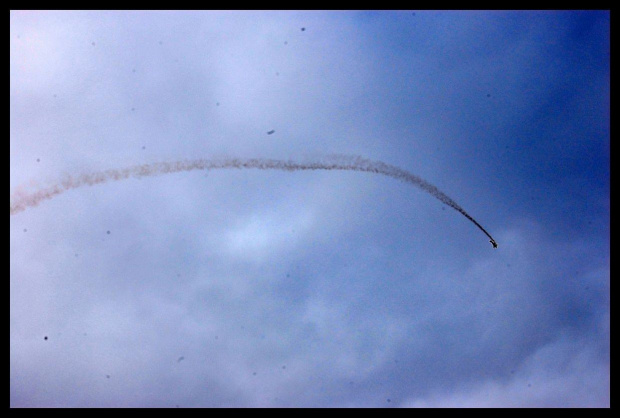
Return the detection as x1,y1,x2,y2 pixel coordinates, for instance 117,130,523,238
36,158,40,162
267,130,275,135
44,336,48,340
177,356,185,363
106,230,111,235
91,41,95,46
487,93,491,98
301,27,305,31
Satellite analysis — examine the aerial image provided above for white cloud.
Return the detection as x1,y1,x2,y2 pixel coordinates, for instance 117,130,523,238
402,335,609,408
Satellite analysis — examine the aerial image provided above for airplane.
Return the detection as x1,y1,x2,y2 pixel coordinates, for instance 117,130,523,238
490,240,498,249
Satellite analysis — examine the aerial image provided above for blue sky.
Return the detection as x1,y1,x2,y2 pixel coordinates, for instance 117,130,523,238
10,10,609,408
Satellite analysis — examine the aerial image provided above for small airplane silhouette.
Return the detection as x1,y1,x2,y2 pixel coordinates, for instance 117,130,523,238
490,240,498,249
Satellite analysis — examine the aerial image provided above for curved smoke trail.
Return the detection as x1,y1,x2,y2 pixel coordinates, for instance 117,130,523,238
10,155,497,247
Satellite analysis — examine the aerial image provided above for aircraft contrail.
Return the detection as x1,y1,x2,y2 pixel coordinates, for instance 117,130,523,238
9,155,497,247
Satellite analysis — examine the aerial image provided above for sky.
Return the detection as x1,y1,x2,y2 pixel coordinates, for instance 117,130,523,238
10,10,609,408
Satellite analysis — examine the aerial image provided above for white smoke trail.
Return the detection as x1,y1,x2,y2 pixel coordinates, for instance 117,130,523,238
10,154,497,247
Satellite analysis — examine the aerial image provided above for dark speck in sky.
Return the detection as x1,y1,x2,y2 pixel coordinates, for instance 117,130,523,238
91,41,95,46
301,27,306,31
106,375,110,379
44,336,48,340
36,158,40,162
267,130,275,135
284,41,288,45
106,230,111,235
142,146,146,150
23,228,27,232
177,356,185,362
216,102,220,106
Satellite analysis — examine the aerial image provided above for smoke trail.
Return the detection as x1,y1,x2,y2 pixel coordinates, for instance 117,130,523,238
10,155,497,247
